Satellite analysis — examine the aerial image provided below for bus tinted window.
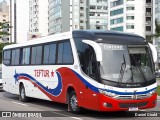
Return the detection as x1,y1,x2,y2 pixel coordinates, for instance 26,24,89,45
3,50,11,65
43,43,56,64
57,41,73,64
31,46,42,65
11,49,20,65
22,47,30,65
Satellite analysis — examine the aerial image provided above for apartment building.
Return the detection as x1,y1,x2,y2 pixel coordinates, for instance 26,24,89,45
48,0,108,35
10,0,29,43
108,0,155,38
29,0,48,38
0,0,9,43
155,0,160,67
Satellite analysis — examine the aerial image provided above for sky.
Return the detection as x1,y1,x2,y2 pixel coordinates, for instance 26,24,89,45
0,0,9,4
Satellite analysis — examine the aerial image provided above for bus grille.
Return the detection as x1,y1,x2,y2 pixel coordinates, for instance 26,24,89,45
114,94,150,100
119,102,148,108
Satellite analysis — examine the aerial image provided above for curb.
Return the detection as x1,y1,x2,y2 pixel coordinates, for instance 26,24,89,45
158,96,160,100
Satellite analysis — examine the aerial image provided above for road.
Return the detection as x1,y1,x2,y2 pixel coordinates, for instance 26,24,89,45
0,91,159,120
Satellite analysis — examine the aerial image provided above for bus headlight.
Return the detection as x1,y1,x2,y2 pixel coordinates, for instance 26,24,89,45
99,89,117,97
149,90,156,95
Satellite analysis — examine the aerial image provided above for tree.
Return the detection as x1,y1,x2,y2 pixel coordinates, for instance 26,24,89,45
146,19,160,42
0,22,11,39
0,42,13,63
0,22,12,63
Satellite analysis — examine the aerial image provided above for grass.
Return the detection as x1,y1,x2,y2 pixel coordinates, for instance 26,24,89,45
157,86,160,96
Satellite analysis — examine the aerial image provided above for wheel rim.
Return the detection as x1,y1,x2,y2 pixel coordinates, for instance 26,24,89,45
21,88,25,99
70,95,78,111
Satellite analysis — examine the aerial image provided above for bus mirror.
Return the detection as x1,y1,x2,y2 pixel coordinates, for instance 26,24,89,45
82,40,102,62
148,43,157,63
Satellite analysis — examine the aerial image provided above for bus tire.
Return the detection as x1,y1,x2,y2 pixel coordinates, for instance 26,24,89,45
19,84,28,102
68,91,80,113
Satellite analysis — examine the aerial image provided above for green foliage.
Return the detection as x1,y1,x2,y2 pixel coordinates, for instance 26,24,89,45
0,22,11,39
157,86,160,96
0,42,13,63
146,19,160,42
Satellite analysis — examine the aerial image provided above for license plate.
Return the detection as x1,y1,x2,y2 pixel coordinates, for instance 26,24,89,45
129,107,138,111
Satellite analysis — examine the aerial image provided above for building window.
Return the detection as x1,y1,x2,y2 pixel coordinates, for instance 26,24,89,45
110,17,123,25
146,26,151,31
103,6,108,10
90,5,96,10
111,26,123,31
97,6,102,10
110,8,123,16
111,0,123,8
126,16,134,20
126,25,134,29
127,6,134,10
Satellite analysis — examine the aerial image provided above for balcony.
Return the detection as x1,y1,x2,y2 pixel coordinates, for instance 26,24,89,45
146,12,152,16
146,3,152,7
145,20,152,25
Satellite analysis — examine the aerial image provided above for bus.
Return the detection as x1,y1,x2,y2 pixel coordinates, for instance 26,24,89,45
2,30,157,112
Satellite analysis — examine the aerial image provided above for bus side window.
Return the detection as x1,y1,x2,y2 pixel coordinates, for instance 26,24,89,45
75,39,97,80
11,49,20,65
57,41,73,64
84,47,97,79
3,50,11,65
21,47,30,65
43,44,56,64
31,46,42,65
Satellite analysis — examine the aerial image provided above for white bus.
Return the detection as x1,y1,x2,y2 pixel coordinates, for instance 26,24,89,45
2,30,157,112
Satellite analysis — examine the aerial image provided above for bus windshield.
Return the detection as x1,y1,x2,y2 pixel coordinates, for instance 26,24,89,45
99,43,155,84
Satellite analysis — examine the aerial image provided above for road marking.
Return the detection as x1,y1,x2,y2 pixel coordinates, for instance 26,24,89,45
12,101,28,106
51,111,83,120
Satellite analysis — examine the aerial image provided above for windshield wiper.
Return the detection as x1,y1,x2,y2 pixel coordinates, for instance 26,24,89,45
118,54,126,85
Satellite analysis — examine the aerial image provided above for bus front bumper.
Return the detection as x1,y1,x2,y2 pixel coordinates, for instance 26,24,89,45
99,93,157,111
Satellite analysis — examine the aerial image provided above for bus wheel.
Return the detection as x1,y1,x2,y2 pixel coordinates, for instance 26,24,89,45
68,91,80,113
19,84,28,102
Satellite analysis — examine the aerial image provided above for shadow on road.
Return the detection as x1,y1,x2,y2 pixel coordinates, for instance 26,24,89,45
1,91,149,119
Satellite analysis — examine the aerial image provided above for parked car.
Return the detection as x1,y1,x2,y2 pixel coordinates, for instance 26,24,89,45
0,71,2,90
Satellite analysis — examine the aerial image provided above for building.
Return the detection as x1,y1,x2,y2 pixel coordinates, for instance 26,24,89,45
108,0,155,38
155,0,160,68
10,0,29,43
0,0,9,43
48,0,108,35
29,0,48,38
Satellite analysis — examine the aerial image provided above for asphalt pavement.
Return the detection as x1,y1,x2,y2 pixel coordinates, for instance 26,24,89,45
0,91,159,120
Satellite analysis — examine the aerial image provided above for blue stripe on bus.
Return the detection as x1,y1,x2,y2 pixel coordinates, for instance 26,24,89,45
72,69,156,95
14,71,62,96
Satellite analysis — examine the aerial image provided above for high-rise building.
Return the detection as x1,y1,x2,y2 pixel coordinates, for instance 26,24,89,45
0,0,9,43
48,0,108,35
10,0,29,43
155,0,160,68
29,0,48,38
108,0,155,38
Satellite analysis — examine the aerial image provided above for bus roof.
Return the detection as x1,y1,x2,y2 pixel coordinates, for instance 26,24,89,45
73,30,147,45
4,30,147,50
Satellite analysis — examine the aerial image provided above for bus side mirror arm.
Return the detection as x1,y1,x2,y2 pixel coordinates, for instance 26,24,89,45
148,43,157,63
82,40,102,62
